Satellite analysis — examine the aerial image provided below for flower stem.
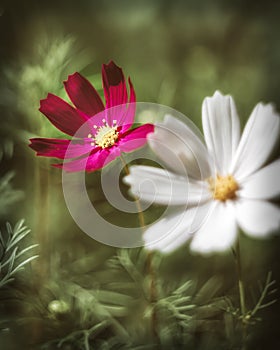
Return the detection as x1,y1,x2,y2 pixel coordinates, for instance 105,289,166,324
236,240,246,316
119,154,159,342
234,234,247,349
119,155,145,228
146,249,158,339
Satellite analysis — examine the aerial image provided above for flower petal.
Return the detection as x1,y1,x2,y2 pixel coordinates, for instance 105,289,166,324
143,209,194,253
120,78,136,132
102,62,136,129
39,93,90,136
64,72,104,116
235,199,280,238
54,146,121,172
124,165,210,206
239,159,280,200
118,124,154,152
190,201,237,254
143,202,212,253
230,103,280,180
202,91,240,175
29,138,93,159
148,114,212,179
102,61,128,108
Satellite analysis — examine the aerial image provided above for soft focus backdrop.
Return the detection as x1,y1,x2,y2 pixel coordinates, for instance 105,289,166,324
0,0,280,349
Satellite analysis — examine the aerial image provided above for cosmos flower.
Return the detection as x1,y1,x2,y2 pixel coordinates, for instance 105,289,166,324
124,91,280,254
29,61,154,172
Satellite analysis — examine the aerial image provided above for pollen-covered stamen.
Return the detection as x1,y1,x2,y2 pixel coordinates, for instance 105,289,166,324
208,174,239,202
88,119,119,149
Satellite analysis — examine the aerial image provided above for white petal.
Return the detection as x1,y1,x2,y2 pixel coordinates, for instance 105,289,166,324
148,114,212,180
231,103,280,180
202,91,240,175
123,165,211,206
235,199,280,238
144,202,212,253
190,201,237,254
239,159,280,200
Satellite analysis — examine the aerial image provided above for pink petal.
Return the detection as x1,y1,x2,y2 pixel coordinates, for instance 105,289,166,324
118,124,154,152
102,61,128,108
121,77,136,132
108,77,136,131
101,62,136,129
29,138,93,159
54,146,121,172
64,72,104,117
39,94,90,136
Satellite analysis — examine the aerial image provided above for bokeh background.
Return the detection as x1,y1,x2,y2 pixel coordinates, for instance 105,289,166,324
0,0,280,349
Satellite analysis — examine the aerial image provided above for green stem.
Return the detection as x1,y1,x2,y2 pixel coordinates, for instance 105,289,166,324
120,154,159,342
236,239,246,316
234,235,247,349
120,155,145,228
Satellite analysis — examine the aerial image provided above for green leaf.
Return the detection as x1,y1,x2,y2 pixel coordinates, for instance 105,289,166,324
10,255,39,275
194,276,222,305
7,228,31,252
102,305,130,317
173,280,193,295
15,244,39,259
95,290,133,306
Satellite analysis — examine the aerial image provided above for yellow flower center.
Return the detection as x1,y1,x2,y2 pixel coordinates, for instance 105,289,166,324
208,174,239,202
88,119,119,149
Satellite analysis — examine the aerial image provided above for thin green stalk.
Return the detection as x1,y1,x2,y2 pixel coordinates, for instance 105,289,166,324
119,155,145,228
234,235,247,350
235,239,246,317
120,154,159,342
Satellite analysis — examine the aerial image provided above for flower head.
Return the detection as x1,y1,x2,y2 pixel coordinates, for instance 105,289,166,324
124,91,280,254
29,61,154,172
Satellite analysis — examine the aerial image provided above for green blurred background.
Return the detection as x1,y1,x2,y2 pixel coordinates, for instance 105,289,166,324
0,0,280,349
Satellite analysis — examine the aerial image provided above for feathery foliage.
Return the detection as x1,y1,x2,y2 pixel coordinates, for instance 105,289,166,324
0,139,24,216
0,220,38,288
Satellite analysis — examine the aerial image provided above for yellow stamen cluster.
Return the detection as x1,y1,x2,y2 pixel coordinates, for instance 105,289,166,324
208,174,239,202
88,119,119,149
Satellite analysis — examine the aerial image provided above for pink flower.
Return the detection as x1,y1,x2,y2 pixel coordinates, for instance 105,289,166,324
29,61,154,172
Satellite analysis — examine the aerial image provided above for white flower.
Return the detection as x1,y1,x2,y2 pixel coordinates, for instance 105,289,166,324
124,91,280,254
